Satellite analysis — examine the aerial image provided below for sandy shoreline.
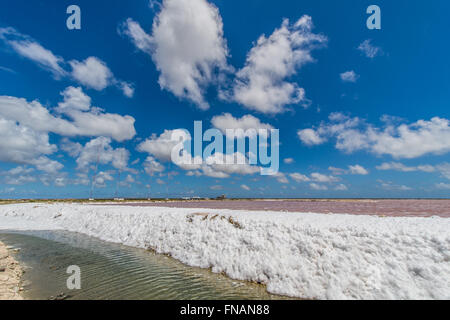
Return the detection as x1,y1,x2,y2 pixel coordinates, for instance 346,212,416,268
0,241,23,300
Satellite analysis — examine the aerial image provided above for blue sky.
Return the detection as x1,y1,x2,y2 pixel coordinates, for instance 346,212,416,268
0,0,449,199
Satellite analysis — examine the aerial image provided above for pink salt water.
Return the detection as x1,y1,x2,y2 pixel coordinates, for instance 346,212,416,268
112,199,450,218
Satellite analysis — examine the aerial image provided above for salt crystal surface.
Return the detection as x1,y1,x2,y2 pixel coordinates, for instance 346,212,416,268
0,203,449,300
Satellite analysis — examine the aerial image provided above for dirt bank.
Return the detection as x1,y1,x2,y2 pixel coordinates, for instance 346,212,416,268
0,241,23,300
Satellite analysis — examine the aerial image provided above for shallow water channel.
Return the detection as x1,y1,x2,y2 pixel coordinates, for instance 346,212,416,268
0,231,289,300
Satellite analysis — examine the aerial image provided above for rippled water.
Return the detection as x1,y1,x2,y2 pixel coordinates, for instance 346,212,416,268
0,231,288,300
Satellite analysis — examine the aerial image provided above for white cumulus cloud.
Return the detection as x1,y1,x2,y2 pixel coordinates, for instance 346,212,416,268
211,113,273,138
122,0,230,109
289,173,310,182
138,129,187,162
143,156,165,176
298,113,450,159
0,87,136,142
348,165,369,175
230,16,326,114
340,70,359,83
0,117,59,172
70,57,114,91
310,183,328,191
376,162,436,173
358,39,383,58
298,128,326,146
74,137,130,172
0,27,133,96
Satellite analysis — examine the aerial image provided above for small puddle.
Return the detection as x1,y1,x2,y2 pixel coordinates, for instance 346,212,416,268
0,231,290,300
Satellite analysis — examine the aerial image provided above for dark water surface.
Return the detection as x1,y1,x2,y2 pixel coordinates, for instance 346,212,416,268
0,231,288,300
